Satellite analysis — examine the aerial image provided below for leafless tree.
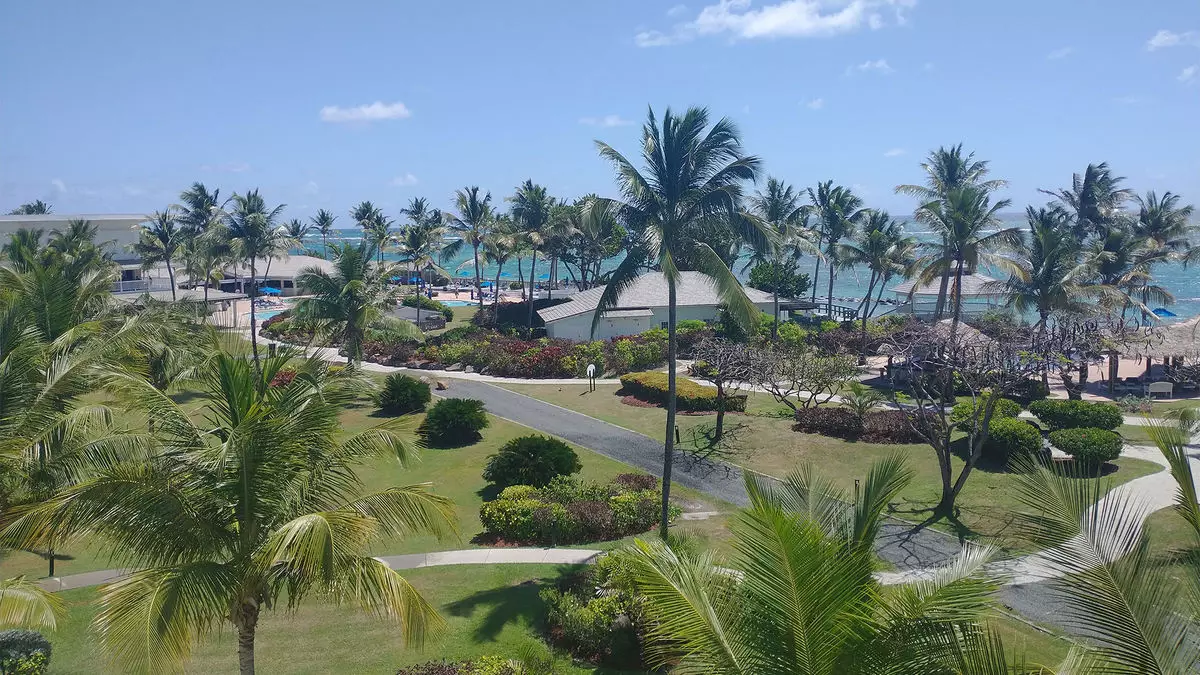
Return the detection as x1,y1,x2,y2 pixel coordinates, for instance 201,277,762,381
749,345,859,412
1040,312,1147,399
689,337,754,442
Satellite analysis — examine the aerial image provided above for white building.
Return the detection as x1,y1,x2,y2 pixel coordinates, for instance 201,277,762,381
538,271,777,341
0,213,159,292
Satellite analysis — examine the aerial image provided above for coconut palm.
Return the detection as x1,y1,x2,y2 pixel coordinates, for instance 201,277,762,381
7,200,51,215
747,177,814,339
912,186,1021,337
220,190,287,371
897,145,1007,319
444,187,494,309
559,196,624,292
990,207,1092,329
592,106,768,539
294,241,397,364
0,577,63,629
396,219,447,326
353,201,392,264
284,217,312,246
177,182,225,240
177,183,227,296
133,208,184,300
482,214,519,311
619,455,1003,674
807,181,865,315
182,231,230,304
837,210,915,359
1084,225,1172,318
509,180,558,331
0,347,456,674
399,197,442,282
1041,162,1134,240
46,219,113,278
310,208,337,257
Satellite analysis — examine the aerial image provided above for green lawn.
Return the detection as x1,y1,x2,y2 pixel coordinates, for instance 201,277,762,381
495,382,1162,550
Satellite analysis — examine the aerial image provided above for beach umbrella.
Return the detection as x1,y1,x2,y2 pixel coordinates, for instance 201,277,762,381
1153,307,1178,318
409,277,421,284
260,287,282,296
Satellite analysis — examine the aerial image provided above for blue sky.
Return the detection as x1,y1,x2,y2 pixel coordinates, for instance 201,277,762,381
2,0,1197,221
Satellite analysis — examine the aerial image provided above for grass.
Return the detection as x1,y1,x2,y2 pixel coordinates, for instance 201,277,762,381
428,303,479,336
45,564,635,674
495,382,1163,550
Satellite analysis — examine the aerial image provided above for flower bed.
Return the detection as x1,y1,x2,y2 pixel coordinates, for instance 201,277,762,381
478,474,677,545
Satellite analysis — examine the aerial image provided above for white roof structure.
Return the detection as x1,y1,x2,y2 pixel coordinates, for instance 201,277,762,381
891,272,1001,298
112,288,247,304
224,255,333,279
538,271,774,323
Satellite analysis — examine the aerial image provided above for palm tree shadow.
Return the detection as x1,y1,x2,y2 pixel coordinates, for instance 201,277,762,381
443,578,550,642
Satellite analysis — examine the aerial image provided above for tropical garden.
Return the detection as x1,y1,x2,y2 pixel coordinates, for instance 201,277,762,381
2,105,1199,673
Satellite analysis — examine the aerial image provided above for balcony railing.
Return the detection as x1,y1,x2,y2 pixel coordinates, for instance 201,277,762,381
110,279,172,294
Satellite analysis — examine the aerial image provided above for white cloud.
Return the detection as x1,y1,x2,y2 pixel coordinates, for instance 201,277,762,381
1180,65,1199,83
635,0,917,47
1047,46,1073,60
667,3,689,17
1147,29,1200,50
303,181,320,195
320,101,412,123
805,97,825,110
847,58,893,74
883,148,905,157
390,173,419,187
579,114,634,127
50,178,66,193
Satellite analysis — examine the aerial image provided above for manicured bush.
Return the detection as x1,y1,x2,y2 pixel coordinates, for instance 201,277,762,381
0,630,51,675
541,588,639,666
1008,378,1050,405
619,371,746,412
402,294,454,321
612,473,658,491
1029,400,1123,431
376,373,431,415
983,417,1044,462
482,434,582,488
860,410,925,444
793,407,860,438
1048,427,1123,469
419,398,489,447
794,407,923,444
950,394,1023,429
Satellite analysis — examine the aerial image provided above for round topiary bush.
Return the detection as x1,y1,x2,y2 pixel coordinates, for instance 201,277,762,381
1048,427,1123,471
1028,400,1123,431
0,630,52,674
376,373,431,415
983,417,1044,462
482,434,582,488
950,394,1022,428
419,398,489,447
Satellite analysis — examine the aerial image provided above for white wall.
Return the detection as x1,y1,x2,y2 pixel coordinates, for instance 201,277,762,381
544,302,773,341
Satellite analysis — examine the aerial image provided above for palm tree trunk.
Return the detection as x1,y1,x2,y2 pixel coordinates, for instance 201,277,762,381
826,261,836,318
236,604,260,675
933,240,951,318
166,261,177,301
811,253,822,303
494,264,503,314
473,242,483,310
249,259,261,375
714,380,725,443
661,280,678,540
322,232,328,258
859,274,877,365
949,258,965,341
548,257,556,300
526,250,538,334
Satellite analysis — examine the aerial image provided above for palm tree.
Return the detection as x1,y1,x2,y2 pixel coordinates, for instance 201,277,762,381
482,215,518,312
897,145,1007,319
992,207,1092,330
7,200,51,215
509,180,557,332
837,210,915,360
396,220,447,326
1041,162,1134,240
747,177,812,339
353,201,392,264
0,577,63,629
133,208,183,300
310,209,337,257
1134,191,1195,252
912,186,1021,337
284,217,312,248
807,181,865,315
444,187,494,309
177,182,225,240
619,455,1003,674
592,106,768,539
294,242,397,364
2,348,456,674
221,190,286,372
559,196,624,292
399,197,441,282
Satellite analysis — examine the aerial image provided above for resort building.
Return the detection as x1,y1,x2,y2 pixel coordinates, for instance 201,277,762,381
0,213,161,293
538,271,779,340
216,255,332,297
890,271,1006,318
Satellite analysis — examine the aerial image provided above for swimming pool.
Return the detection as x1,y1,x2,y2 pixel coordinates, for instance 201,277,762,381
441,300,475,307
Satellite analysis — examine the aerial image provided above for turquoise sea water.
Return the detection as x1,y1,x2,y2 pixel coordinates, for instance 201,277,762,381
306,217,1200,321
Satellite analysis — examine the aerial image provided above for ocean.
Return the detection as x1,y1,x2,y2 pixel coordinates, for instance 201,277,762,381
305,216,1200,321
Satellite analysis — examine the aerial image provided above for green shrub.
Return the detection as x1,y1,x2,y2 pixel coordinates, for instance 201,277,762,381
376,373,431,415
950,393,1023,428
1048,427,1123,468
984,417,1044,462
0,631,51,675
419,398,489,447
618,370,746,412
541,588,638,665
1029,400,1123,431
402,294,454,321
482,435,582,488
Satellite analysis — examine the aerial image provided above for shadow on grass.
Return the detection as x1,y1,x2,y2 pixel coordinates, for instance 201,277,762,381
168,390,204,405
444,578,552,642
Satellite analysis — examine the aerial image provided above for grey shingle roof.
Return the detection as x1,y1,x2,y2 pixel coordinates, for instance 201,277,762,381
538,271,774,323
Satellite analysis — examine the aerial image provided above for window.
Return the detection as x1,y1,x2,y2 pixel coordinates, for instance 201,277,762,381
661,321,668,329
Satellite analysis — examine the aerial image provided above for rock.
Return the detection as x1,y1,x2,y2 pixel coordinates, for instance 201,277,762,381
418,375,432,385
464,365,475,374
446,362,463,372
435,380,449,391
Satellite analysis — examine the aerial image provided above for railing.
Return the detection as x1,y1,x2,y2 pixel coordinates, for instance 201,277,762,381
110,279,172,294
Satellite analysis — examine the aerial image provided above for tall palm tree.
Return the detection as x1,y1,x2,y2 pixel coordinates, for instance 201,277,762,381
807,181,865,315
747,177,812,339
0,577,63,629
182,232,230,304
509,180,557,331
991,207,1092,330
6,200,52,215
399,197,441,282
592,106,768,539
620,455,1003,674
177,183,227,298
177,182,225,240
912,186,1020,338
283,217,312,247
221,190,286,372
897,145,1007,319
837,210,915,359
353,201,392,264
1,347,456,675
294,242,397,364
482,214,518,312
397,220,447,326
1041,162,1133,240
444,187,494,310
1135,191,1195,261
134,208,184,300
310,208,337,257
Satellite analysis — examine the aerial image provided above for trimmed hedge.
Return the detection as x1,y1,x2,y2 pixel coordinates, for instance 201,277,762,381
479,474,677,545
394,658,516,675
618,371,746,412
0,630,51,674
984,417,1044,462
418,398,489,447
950,394,1022,429
793,407,924,444
376,373,431,415
402,294,454,321
1029,400,1123,431
1049,427,1123,468
482,434,582,488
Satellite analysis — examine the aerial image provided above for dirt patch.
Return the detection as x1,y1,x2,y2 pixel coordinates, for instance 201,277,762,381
620,395,659,408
